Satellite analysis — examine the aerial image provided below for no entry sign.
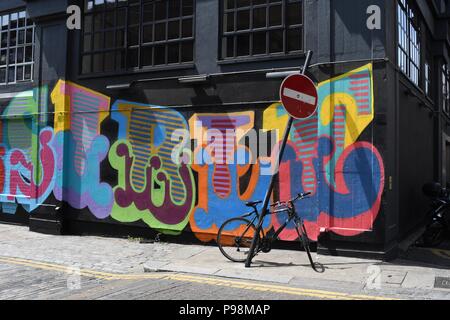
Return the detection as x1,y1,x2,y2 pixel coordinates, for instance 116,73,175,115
280,74,318,119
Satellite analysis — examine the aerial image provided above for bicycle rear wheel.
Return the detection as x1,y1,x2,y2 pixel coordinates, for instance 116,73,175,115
217,217,260,263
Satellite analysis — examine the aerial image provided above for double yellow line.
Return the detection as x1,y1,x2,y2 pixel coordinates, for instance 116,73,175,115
0,256,395,300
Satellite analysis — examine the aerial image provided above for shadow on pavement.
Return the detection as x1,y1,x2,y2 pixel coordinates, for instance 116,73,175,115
399,240,450,270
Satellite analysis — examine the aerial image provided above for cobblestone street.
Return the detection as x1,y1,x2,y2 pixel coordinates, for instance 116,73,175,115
0,224,165,274
0,224,450,300
0,259,325,300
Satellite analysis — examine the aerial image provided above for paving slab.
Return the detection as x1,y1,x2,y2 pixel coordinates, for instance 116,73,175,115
402,271,436,290
381,270,407,285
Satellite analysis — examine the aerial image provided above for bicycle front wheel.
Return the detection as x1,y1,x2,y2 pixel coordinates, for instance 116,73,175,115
217,217,260,263
295,219,316,270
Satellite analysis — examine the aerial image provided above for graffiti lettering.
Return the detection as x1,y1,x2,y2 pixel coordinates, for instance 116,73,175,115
110,140,195,230
109,101,196,233
0,64,385,245
51,80,113,219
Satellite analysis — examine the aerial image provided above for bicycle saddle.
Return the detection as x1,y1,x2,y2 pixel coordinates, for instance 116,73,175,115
245,200,262,208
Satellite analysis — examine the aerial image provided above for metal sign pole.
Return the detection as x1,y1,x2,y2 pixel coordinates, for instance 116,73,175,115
244,50,314,268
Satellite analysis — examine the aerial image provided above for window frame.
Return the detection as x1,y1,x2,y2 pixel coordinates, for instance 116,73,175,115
218,0,305,62
397,0,421,86
80,0,196,76
0,9,35,86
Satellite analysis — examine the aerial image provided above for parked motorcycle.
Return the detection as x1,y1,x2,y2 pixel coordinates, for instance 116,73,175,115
421,182,450,247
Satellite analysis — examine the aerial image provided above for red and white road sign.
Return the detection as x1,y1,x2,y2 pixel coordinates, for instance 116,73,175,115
279,74,318,119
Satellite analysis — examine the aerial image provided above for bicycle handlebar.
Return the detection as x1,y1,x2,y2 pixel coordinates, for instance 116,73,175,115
270,192,312,208
296,192,311,200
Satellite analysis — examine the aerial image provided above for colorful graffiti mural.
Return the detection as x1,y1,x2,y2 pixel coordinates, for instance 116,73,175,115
264,64,385,241
0,64,385,242
0,87,56,214
109,101,196,234
188,112,272,241
51,80,113,219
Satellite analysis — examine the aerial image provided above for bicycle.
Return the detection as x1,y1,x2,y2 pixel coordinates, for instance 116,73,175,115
421,182,450,247
217,192,321,272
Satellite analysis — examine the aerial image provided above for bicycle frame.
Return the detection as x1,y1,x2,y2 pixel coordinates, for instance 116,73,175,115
269,206,300,243
219,194,318,271
236,198,319,272
240,202,302,251
236,209,266,244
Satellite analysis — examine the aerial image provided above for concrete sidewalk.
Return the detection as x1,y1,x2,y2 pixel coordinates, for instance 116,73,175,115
0,224,449,299
141,240,450,297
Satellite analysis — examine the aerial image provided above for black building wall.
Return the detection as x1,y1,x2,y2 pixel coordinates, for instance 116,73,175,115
0,0,447,259
66,0,392,256
0,0,70,228
384,0,450,241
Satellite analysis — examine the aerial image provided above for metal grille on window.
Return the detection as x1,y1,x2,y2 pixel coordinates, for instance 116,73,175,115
82,0,195,74
0,11,35,85
397,0,421,86
220,0,304,59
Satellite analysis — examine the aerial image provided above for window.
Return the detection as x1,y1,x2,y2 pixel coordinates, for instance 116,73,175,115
0,10,35,84
443,64,450,116
397,0,421,86
220,0,303,60
82,0,194,74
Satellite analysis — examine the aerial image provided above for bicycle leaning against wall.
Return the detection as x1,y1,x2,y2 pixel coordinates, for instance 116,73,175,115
216,192,323,272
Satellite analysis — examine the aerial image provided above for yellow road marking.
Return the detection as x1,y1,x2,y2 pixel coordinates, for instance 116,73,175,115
0,256,396,300
168,274,394,300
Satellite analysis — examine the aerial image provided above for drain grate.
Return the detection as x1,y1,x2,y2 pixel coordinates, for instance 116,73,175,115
434,277,450,289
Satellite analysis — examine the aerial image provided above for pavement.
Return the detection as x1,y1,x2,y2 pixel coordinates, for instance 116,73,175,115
141,239,450,300
0,223,450,300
